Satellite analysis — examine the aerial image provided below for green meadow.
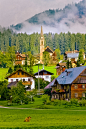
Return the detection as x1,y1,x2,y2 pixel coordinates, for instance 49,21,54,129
0,68,8,81
0,65,56,81
0,107,86,129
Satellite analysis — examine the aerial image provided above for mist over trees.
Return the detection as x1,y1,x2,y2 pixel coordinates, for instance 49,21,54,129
0,28,86,55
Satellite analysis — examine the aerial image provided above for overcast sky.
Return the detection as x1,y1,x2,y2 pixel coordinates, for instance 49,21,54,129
0,0,82,27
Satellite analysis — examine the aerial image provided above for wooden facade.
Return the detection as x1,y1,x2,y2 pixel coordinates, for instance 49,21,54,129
51,67,86,100
15,53,26,65
55,63,66,75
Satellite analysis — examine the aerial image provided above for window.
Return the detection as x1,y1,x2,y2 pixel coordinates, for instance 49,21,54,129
75,93,78,98
44,72,47,75
82,84,85,89
22,72,24,75
74,84,78,89
16,79,18,82
82,93,85,97
28,78,30,81
18,72,19,75
23,79,25,82
46,76,49,78
11,79,13,82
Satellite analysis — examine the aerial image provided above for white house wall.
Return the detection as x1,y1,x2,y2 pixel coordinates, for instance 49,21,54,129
8,77,35,89
35,75,51,82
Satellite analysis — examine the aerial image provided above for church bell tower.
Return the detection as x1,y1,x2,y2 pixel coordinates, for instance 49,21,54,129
40,26,44,63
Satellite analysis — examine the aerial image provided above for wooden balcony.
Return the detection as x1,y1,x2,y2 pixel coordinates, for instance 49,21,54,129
22,81,32,85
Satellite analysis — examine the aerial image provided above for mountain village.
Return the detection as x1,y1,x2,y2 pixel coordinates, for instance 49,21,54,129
1,1,86,128
0,26,86,102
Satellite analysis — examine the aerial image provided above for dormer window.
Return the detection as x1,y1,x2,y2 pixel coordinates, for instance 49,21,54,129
44,72,47,75
22,72,24,75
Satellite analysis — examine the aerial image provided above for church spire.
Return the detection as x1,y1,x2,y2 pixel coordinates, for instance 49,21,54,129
41,26,43,37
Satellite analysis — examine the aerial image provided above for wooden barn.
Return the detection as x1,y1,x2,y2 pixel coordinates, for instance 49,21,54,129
48,66,86,100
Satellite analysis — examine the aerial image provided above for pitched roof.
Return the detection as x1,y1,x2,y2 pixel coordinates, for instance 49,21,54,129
44,79,56,89
55,66,86,85
50,66,86,87
67,53,79,58
34,69,54,76
16,53,26,58
45,46,53,53
7,81,18,88
5,69,35,79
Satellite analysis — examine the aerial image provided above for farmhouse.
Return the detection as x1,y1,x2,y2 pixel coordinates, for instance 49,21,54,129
55,63,66,75
34,69,53,82
15,52,26,65
48,66,86,100
6,69,35,90
64,50,85,62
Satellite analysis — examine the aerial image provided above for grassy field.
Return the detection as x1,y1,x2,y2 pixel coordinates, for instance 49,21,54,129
0,68,8,81
0,65,56,81
0,107,86,129
0,97,86,128
33,65,56,75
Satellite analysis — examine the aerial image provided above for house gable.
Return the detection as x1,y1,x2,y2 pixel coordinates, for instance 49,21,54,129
45,46,53,53
73,68,86,84
6,69,35,79
34,69,53,76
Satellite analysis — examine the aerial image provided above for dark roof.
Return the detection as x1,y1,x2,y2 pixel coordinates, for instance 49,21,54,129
50,66,86,86
34,69,54,76
7,81,18,88
56,66,86,85
44,79,56,89
5,69,35,79
55,63,66,69
45,46,53,53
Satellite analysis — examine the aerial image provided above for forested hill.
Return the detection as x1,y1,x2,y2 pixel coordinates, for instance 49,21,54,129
0,29,86,54
10,0,86,34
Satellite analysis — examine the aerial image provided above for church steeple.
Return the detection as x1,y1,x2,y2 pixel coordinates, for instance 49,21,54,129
41,26,43,37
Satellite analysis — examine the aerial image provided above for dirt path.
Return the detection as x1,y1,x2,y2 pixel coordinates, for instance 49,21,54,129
0,105,86,111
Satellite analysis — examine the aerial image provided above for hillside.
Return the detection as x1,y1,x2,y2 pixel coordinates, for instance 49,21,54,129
11,0,86,34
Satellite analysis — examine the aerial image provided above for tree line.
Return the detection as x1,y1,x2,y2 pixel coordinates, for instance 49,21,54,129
0,28,86,55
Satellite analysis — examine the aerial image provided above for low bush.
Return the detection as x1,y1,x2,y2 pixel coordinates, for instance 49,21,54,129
70,99,78,105
79,99,86,106
42,94,50,104
53,99,60,106
46,100,51,105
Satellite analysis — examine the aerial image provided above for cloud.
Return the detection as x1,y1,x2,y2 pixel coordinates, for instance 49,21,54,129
0,0,82,27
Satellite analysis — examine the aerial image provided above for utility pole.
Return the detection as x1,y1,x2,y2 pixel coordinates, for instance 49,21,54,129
38,64,40,94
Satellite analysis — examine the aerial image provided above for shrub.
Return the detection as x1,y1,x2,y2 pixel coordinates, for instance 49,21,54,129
53,99,60,106
46,100,51,105
79,100,86,106
23,96,29,104
70,99,78,105
42,94,50,104
51,98,54,102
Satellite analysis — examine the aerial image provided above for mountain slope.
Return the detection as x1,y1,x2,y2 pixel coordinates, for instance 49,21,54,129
11,0,86,34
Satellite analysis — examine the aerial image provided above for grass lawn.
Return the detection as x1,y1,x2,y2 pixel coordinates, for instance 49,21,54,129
0,68,8,81
0,108,86,129
33,65,56,75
